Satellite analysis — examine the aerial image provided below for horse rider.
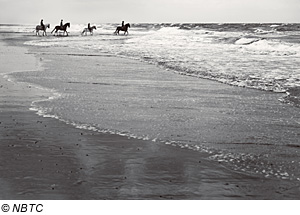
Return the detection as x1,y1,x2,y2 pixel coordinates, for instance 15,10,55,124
40,19,45,30
60,19,64,28
122,21,124,28
88,23,91,32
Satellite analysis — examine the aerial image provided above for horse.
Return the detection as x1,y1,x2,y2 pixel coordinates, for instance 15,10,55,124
81,26,97,36
114,23,130,35
35,24,50,36
51,23,71,36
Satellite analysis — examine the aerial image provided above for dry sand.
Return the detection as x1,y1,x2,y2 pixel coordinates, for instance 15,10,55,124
1,33,300,199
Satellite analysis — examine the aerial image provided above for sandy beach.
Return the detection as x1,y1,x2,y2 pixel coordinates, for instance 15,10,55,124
1,32,300,200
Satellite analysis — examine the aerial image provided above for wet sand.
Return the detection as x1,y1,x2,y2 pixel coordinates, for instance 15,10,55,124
1,33,300,199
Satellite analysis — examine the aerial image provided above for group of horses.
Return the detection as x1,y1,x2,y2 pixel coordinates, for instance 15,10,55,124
34,23,131,36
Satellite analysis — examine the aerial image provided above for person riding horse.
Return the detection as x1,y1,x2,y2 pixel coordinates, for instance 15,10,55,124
60,19,63,27
35,22,50,36
114,22,130,35
82,23,96,35
51,22,70,36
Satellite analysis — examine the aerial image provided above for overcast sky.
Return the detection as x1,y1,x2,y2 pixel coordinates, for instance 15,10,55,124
1,0,300,24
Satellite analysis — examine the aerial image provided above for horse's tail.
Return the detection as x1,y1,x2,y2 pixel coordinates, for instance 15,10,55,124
34,25,39,32
114,27,119,35
51,28,55,34
33,26,38,35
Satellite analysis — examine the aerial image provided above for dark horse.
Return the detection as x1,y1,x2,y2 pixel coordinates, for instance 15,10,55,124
51,23,71,36
114,23,130,35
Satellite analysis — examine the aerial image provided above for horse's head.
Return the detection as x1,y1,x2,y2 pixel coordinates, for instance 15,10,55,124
46,24,50,28
126,23,131,28
93,26,97,30
65,23,70,28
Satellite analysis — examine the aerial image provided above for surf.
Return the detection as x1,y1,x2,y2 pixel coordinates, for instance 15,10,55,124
22,23,300,107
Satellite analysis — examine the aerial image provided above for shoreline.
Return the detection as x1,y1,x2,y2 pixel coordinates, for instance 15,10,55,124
1,32,300,199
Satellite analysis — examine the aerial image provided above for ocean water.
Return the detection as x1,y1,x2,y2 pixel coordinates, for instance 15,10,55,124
23,23,300,106
2,23,300,182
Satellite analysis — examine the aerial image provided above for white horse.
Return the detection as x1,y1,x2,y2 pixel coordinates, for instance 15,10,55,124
35,24,50,36
81,26,97,36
